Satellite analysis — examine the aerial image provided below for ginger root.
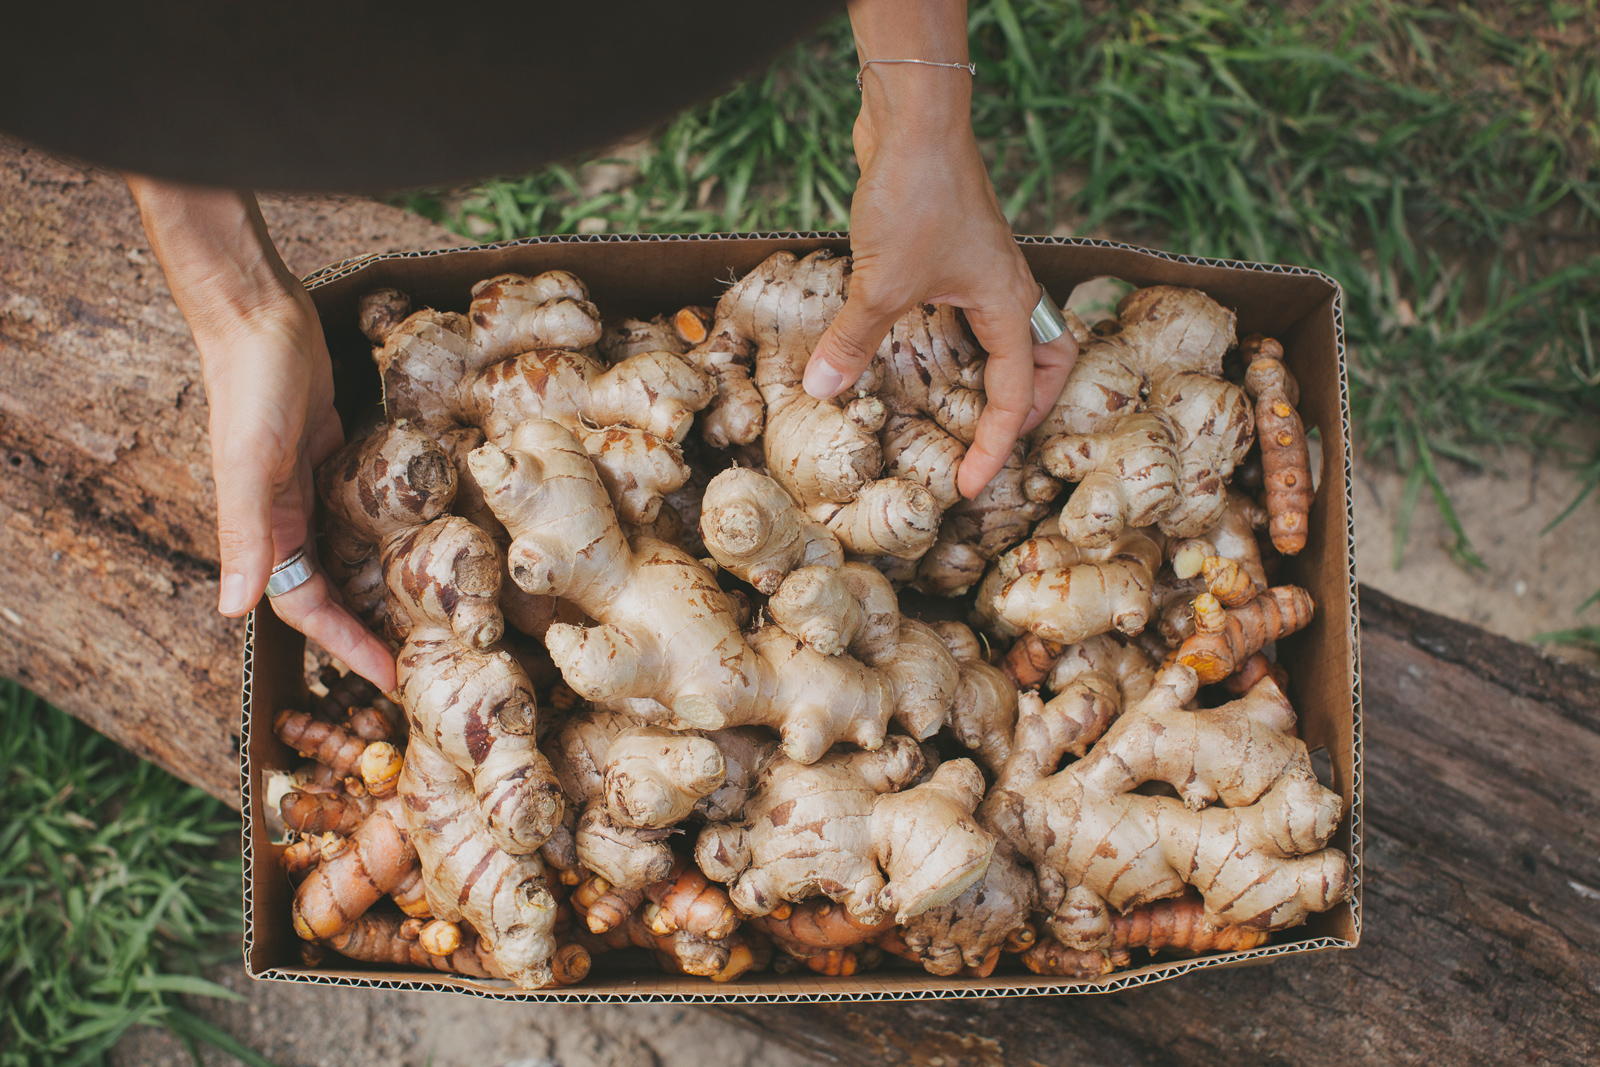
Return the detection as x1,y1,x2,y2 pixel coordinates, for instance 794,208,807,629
542,707,736,889
987,665,1350,951
315,420,457,633
1035,286,1253,545
385,515,564,855
362,272,712,525
695,736,994,924
474,419,910,763
975,527,1162,649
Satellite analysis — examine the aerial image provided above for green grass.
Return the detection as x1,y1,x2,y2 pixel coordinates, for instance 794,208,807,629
400,0,1600,639
0,681,272,1067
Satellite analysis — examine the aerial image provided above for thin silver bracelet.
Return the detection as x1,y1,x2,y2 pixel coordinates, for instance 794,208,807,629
856,58,977,91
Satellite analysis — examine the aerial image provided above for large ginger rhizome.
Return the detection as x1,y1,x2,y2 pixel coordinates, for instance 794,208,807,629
472,418,973,764
983,663,1352,952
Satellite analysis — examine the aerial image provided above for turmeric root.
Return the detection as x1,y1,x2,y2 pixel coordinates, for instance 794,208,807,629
695,737,994,924
325,908,499,977
1174,585,1315,684
986,665,1350,951
291,743,417,942
274,710,371,782
474,419,907,763
1023,893,1271,976
1243,335,1314,555
1222,652,1289,697
279,788,373,837
745,898,894,972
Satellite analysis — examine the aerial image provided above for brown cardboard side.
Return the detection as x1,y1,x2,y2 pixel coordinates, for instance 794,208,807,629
243,233,1362,999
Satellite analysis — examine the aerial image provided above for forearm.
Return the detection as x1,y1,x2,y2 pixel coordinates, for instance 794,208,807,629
124,176,302,348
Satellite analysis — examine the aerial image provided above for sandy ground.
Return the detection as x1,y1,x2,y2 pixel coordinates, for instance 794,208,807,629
110,965,817,1067
1352,448,1600,666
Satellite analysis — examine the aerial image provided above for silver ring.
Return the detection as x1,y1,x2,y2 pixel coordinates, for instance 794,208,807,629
1030,284,1068,345
265,549,315,598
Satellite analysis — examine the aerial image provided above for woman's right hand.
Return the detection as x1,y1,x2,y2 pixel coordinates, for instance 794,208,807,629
125,176,397,691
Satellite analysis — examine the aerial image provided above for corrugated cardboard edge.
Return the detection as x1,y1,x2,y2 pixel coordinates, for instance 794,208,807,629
241,232,1363,1002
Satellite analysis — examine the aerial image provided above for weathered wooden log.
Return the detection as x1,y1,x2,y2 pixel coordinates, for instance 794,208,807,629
716,585,1600,1066
0,135,458,802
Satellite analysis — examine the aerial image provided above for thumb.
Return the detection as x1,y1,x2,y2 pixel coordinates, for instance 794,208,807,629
213,437,282,616
803,286,904,400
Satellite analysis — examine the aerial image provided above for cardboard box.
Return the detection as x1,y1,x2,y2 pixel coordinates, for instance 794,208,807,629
242,233,1363,1002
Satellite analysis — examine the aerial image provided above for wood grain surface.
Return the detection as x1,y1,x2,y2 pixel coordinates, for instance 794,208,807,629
0,135,460,801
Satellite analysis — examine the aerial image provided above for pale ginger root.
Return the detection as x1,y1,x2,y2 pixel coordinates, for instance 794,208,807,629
913,445,1053,596
986,664,1351,952
541,707,734,888
1027,633,1158,762
399,739,560,988
700,466,842,593
767,562,960,740
1043,410,1179,549
889,843,1038,977
315,419,457,632
473,419,904,763
933,621,1018,776
1167,489,1269,589
1034,286,1253,545
364,272,713,525
975,527,1163,651
384,516,564,855
695,736,995,924
1174,585,1315,684
1243,335,1314,554
694,249,961,559
291,743,417,942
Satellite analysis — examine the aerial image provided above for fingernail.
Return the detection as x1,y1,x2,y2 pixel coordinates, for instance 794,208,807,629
219,572,249,614
803,359,847,400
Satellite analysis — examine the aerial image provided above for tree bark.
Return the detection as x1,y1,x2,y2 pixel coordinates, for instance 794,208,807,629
0,134,459,802
715,586,1600,1067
